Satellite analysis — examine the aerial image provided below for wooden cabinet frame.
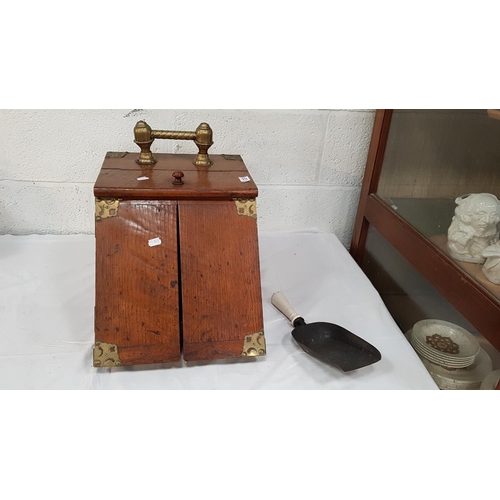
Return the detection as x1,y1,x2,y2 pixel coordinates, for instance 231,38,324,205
350,110,500,351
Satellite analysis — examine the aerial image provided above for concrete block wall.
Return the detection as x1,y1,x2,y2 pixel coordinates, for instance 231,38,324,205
0,109,375,247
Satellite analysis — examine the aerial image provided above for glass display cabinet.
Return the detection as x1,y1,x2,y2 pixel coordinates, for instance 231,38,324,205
350,110,500,371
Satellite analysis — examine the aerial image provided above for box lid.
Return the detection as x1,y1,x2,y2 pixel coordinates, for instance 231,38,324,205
94,152,258,200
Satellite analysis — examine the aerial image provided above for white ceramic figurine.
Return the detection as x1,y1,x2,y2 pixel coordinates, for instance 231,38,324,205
482,241,500,284
447,193,500,263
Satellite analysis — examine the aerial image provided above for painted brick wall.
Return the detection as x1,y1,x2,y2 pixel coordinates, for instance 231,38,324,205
0,109,374,247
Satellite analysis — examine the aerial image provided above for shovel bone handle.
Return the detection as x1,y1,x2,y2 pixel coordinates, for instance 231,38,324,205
271,292,301,325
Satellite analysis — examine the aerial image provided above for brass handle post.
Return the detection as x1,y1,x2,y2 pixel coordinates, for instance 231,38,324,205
133,121,213,166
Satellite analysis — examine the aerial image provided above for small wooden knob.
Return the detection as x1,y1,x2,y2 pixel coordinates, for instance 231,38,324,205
172,171,185,185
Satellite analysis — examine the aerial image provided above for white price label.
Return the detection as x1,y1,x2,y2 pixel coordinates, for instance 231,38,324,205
148,237,162,247
137,176,149,181
239,176,251,183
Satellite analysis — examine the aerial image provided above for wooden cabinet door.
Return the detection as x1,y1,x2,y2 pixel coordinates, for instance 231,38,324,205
178,200,265,361
94,200,180,366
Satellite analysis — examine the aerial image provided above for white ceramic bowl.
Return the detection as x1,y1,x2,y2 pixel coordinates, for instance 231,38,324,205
411,319,480,367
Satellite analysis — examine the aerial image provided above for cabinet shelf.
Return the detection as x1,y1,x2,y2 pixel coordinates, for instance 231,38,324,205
351,110,500,355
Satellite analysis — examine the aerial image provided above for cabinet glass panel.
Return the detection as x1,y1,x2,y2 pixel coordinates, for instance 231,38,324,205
361,225,500,370
376,109,500,297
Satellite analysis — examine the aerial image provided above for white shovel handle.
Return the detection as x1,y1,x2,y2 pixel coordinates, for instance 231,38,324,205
271,292,301,325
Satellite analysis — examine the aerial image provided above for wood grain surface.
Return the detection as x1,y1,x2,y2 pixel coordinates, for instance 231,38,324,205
178,200,264,361
94,200,181,365
430,234,500,301
350,110,393,262
102,153,249,172
95,153,258,200
94,153,264,365
365,194,500,350
95,169,258,200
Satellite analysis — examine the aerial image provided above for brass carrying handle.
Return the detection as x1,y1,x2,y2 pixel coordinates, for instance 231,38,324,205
133,120,213,167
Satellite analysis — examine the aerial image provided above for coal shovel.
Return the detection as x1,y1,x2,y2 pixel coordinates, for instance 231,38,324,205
271,292,382,372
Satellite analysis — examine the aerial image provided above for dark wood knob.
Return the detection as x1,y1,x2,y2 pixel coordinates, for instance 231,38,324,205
172,171,185,185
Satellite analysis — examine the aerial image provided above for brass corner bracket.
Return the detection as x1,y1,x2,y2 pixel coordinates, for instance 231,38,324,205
95,198,120,221
93,341,123,367
241,331,266,357
234,198,257,219
134,121,213,167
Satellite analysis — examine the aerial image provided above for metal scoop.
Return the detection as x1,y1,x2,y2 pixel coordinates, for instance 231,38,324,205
271,292,382,372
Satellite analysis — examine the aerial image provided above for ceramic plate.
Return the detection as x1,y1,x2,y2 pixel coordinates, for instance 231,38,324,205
409,333,475,366
419,348,491,385
480,369,500,390
405,330,491,389
410,337,475,368
411,319,480,364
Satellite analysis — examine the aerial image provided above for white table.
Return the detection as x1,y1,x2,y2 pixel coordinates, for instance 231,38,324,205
0,229,438,389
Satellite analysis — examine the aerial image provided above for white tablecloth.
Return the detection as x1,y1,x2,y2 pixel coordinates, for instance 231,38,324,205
0,229,437,389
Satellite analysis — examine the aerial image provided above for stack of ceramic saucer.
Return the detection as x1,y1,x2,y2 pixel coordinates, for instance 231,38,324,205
406,319,492,390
